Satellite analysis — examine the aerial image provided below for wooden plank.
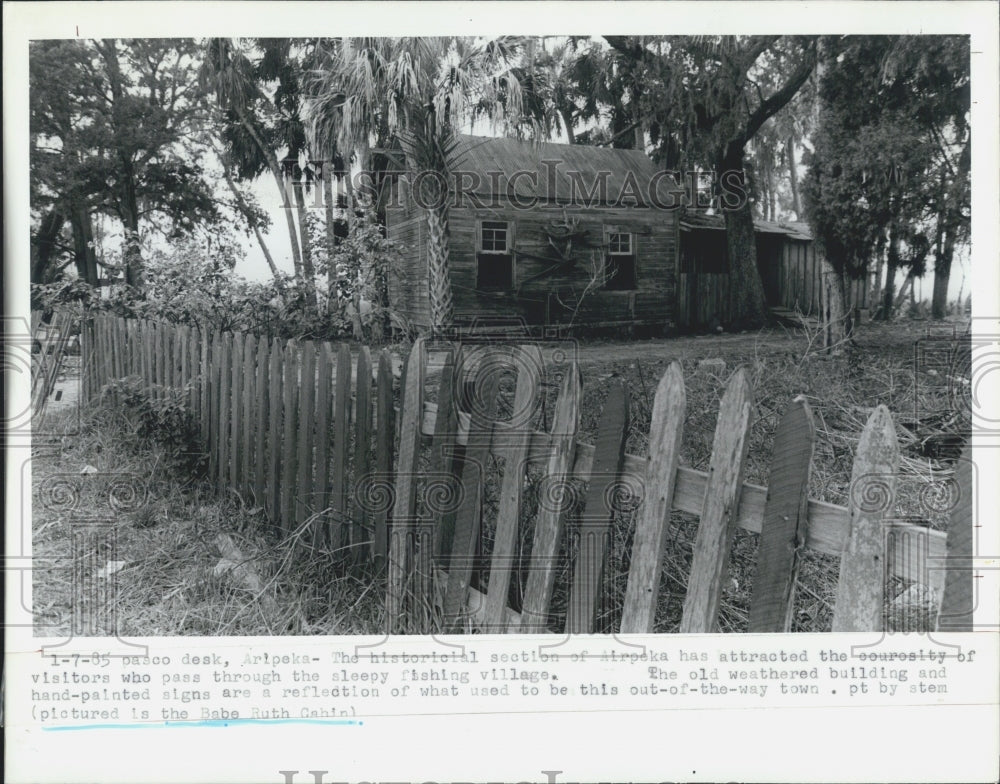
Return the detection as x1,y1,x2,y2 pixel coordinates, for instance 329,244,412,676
429,345,462,559
241,334,257,499
387,338,425,633
253,338,270,506
208,331,220,481
352,346,374,560
748,396,816,633
312,343,333,549
680,367,754,633
217,332,233,491
229,331,244,491
443,354,502,632
621,361,686,633
566,380,629,635
373,349,395,569
279,340,300,534
199,327,210,448
142,321,155,394
937,447,974,631
266,339,284,521
295,341,317,528
519,363,582,632
330,344,353,552
484,345,542,632
832,405,899,632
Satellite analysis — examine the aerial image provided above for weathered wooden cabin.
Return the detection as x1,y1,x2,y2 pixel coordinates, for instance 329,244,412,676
385,135,685,332
677,213,872,331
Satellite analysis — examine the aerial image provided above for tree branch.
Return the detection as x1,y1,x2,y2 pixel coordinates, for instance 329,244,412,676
742,40,817,144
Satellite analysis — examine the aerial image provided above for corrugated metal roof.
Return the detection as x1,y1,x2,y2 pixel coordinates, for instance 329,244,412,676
450,134,683,207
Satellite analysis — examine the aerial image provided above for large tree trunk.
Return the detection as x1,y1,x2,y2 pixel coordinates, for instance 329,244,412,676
820,252,849,351
560,106,576,145
932,224,956,319
720,147,768,330
786,136,802,220
32,208,65,285
426,205,455,331
321,160,339,314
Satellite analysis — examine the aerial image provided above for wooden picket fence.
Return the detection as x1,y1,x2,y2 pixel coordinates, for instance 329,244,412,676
79,313,973,635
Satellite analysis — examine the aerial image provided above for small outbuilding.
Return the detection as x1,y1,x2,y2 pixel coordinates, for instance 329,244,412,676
385,134,685,333
677,213,873,331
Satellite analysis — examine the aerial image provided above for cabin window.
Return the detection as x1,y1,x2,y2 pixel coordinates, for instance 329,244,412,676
605,231,637,290
477,220,514,290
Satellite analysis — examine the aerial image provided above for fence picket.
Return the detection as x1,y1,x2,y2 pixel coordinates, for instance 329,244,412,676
387,338,425,633
832,404,899,632
253,337,270,507
566,380,629,635
373,349,395,569
429,345,462,559
229,332,244,490
217,332,233,491
199,328,210,448
266,338,284,520
352,346,373,560
621,361,685,633
519,363,582,633
296,341,317,528
330,344,353,552
312,344,334,549
680,367,754,633
749,396,816,633
208,331,220,480
241,334,257,499
485,345,542,632
279,340,300,533
937,446,973,631
443,354,502,632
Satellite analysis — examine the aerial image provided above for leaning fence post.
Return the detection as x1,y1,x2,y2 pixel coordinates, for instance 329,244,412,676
279,339,300,534
295,340,317,530
485,345,542,632
330,344,353,552
565,379,629,635
832,404,899,632
621,361,686,633
748,395,816,633
387,338,425,634
311,343,333,550
519,362,583,633
680,367,754,633
352,346,374,561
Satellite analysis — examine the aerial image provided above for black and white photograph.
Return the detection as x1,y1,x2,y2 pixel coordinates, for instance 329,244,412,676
6,3,999,783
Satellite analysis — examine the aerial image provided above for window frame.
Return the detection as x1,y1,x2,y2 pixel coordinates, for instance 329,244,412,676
477,219,516,290
603,227,638,291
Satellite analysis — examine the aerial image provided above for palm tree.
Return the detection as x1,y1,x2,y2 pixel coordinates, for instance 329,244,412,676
305,37,531,330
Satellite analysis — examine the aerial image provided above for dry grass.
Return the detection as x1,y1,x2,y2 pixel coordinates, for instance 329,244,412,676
32,403,387,637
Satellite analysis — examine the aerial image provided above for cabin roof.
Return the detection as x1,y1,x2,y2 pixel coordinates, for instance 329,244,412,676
680,210,813,240
450,134,684,207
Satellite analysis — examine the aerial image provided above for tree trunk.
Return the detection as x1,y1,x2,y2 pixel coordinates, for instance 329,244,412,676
32,208,65,285
426,205,455,330
932,224,956,319
560,106,576,145
786,135,802,220
70,204,100,286
893,269,916,314
720,147,768,330
820,252,848,351
322,160,339,312
221,164,281,283
879,221,900,319
293,173,318,310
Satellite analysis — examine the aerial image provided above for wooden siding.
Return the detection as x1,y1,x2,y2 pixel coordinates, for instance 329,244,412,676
448,202,677,328
777,239,870,315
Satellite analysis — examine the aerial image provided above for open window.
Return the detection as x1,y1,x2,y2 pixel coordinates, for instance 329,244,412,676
605,231,637,290
477,220,514,290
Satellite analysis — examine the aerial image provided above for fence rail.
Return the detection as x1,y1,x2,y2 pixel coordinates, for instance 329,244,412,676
78,313,972,635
